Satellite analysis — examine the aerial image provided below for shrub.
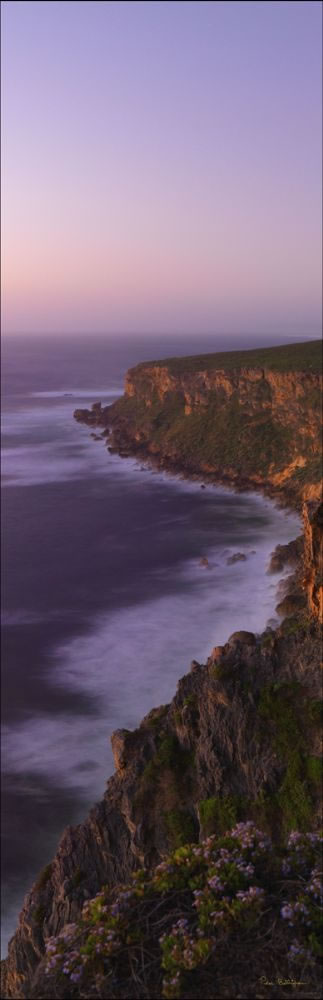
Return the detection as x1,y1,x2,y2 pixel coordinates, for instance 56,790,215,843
306,756,322,785
199,796,239,835
164,809,196,847
43,824,322,999
256,683,321,834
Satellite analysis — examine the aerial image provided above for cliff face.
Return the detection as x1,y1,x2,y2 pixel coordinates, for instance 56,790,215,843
77,361,322,504
2,597,322,997
303,502,323,619
125,364,320,429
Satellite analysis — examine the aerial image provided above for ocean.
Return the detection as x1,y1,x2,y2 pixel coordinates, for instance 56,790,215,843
1,333,301,955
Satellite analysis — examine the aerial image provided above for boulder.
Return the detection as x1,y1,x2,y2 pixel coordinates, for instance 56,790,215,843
226,631,256,647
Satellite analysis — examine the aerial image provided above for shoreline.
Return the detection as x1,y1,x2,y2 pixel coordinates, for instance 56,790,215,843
103,436,305,621
83,419,307,649
81,411,306,608
76,404,313,515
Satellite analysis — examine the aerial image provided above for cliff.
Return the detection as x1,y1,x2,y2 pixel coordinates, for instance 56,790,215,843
2,341,322,998
74,340,322,506
303,502,323,619
2,515,322,997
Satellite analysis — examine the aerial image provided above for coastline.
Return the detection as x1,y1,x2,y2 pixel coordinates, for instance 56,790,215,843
2,359,321,997
75,397,321,515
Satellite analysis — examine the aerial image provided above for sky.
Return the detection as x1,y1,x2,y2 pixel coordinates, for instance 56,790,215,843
1,0,322,337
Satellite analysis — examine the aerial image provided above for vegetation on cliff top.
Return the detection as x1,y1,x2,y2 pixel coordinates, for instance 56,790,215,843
41,824,322,999
132,339,322,376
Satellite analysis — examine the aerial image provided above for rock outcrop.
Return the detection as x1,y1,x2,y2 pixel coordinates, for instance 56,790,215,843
74,344,322,504
303,501,323,620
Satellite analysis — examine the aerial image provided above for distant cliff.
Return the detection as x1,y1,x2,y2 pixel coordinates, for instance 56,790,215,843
75,340,322,505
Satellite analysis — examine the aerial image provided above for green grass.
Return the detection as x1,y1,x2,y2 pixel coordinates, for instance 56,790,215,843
199,795,240,835
164,808,197,847
132,339,322,376
257,683,321,834
141,732,194,787
306,756,322,784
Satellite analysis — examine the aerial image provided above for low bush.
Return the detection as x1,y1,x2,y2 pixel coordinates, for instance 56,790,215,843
43,824,322,999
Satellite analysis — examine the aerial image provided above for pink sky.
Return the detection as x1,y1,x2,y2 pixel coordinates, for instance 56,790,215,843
1,1,322,337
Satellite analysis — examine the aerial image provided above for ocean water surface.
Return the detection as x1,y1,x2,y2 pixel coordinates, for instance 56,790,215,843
1,334,300,955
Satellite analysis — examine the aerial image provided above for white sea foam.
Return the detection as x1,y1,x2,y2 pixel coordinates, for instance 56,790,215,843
2,393,117,485
2,502,299,802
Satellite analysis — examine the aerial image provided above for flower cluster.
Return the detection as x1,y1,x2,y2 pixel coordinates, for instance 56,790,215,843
229,821,271,854
281,900,310,926
160,920,213,999
288,939,314,962
44,886,133,987
280,840,322,966
307,868,322,903
281,831,322,876
160,823,269,997
236,885,264,904
43,823,321,999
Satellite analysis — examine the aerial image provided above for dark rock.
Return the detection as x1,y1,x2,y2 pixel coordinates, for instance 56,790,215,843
226,631,256,646
190,659,201,672
226,552,247,565
276,592,307,617
73,407,91,421
267,536,303,573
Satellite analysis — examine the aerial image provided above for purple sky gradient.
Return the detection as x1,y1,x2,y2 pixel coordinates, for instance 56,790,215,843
1,0,322,337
